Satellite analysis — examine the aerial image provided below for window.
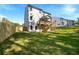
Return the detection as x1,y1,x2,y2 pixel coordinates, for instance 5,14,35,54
30,7,32,11
58,24,60,25
62,22,64,25
30,26,33,30
35,26,37,30
30,16,33,20
39,11,41,13
55,20,56,22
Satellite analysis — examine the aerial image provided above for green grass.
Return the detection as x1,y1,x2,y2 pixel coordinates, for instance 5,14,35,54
0,26,79,55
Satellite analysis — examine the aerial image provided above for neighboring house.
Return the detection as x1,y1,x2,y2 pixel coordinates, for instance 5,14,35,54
52,17,75,27
60,18,68,27
52,17,67,27
24,5,52,32
76,18,79,25
67,20,75,26
15,23,23,32
77,18,79,23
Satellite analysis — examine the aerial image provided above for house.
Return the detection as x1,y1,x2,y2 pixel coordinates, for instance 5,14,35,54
15,23,23,32
24,5,53,32
52,17,67,27
24,5,76,32
67,20,75,26
52,17,75,27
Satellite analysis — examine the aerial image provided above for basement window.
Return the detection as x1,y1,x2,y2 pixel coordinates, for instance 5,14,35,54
35,26,37,30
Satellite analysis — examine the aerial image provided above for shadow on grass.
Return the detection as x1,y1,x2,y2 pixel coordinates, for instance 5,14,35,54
54,33,79,54
0,32,79,55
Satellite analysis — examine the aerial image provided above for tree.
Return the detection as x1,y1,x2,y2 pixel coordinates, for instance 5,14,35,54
77,18,79,25
37,15,53,32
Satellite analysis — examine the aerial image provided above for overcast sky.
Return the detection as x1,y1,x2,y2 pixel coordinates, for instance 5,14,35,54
0,4,79,24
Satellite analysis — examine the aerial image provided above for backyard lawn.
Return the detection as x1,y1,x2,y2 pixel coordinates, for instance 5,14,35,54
0,26,79,55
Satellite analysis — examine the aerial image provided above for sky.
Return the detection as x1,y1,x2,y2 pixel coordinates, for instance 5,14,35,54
0,4,79,24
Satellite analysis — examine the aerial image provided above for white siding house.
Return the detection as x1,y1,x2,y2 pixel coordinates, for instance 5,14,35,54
67,20,75,26
52,17,75,27
24,5,52,32
52,17,67,27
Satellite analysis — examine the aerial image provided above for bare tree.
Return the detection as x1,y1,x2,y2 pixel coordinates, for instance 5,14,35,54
37,15,53,32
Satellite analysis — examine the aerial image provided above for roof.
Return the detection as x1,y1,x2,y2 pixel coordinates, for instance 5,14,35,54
60,17,75,21
27,4,51,15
